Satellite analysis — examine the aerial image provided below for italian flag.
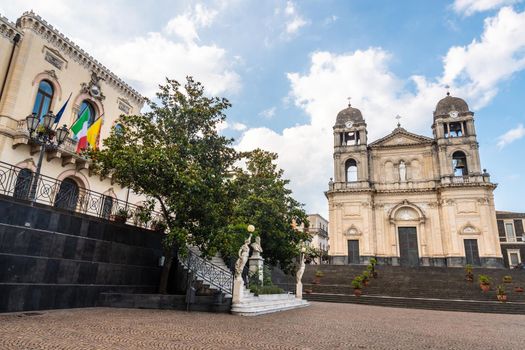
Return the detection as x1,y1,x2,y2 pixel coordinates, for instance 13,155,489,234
71,107,89,153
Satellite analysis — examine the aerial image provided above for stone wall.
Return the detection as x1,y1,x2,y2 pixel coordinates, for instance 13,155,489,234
0,195,164,312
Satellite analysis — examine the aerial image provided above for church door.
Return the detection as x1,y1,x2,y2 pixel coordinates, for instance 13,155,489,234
347,240,360,264
398,227,419,266
464,239,481,266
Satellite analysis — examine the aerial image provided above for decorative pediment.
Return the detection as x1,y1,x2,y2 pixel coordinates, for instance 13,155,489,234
344,224,362,236
369,127,433,148
458,222,481,235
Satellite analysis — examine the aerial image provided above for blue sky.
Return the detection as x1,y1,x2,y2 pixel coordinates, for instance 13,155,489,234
1,0,525,217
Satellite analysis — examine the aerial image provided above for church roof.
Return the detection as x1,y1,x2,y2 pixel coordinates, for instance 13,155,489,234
335,105,364,127
369,126,433,148
433,93,470,119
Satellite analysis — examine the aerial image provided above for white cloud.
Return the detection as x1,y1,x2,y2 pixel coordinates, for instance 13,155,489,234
259,107,276,119
497,124,525,149
442,7,525,109
232,122,247,131
452,0,522,16
282,1,309,37
236,7,525,216
164,3,218,43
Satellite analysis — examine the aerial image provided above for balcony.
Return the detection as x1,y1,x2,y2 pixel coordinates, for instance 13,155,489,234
329,181,371,191
440,174,493,187
0,160,162,229
374,180,436,192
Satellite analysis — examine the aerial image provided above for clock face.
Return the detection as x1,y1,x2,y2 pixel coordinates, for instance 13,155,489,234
345,121,354,128
449,110,459,118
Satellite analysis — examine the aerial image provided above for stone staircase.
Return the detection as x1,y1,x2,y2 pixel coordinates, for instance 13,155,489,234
274,265,525,314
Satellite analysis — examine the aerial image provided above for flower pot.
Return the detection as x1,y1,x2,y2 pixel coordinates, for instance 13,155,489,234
312,277,320,284
363,280,369,287
514,287,524,293
304,289,312,294
497,294,507,303
111,215,127,223
372,271,378,279
465,273,474,282
353,289,362,297
480,283,490,292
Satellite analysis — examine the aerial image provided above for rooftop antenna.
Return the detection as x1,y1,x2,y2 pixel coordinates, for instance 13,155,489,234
395,114,402,128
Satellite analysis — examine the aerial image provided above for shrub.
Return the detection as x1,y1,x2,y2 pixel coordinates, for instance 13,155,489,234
503,275,512,283
465,264,473,274
478,275,491,285
369,258,377,266
315,270,324,277
351,278,362,290
497,284,506,296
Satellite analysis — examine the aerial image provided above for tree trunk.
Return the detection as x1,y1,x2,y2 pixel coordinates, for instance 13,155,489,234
158,249,173,294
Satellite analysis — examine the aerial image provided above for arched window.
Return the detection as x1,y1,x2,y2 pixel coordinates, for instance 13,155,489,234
54,178,80,211
32,80,54,120
13,168,33,200
114,123,124,135
345,159,358,182
452,151,468,176
78,100,97,127
101,195,114,219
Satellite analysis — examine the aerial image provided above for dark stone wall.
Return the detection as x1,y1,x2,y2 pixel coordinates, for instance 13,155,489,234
0,195,164,313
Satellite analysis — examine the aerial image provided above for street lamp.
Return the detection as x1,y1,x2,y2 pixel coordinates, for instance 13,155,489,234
25,111,70,204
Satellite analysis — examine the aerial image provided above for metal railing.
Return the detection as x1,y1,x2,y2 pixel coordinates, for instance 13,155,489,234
0,160,162,228
179,249,234,296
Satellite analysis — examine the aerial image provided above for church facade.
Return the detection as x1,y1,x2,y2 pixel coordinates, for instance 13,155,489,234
326,94,503,268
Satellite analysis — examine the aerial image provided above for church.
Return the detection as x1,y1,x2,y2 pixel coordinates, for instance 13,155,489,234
326,93,503,268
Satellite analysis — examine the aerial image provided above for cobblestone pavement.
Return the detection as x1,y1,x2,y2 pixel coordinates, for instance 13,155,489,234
1,302,524,350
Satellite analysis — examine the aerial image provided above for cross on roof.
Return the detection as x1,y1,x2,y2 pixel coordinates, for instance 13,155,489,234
347,96,352,107
395,115,402,128
445,84,450,96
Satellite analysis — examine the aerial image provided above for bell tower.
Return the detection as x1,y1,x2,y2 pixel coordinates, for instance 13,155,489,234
432,92,482,178
332,101,369,185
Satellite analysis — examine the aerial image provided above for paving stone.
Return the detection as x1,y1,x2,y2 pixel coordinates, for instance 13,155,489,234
0,303,524,349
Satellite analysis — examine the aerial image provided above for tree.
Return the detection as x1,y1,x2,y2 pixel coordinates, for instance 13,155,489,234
221,149,310,272
89,77,237,293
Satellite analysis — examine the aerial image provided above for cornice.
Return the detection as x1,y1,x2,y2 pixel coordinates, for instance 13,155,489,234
16,11,144,106
0,13,22,41
369,127,434,148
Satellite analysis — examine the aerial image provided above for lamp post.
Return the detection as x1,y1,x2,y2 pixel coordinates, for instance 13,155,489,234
25,112,70,205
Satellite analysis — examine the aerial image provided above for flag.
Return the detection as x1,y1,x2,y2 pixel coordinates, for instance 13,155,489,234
71,107,89,152
54,93,72,124
87,117,102,150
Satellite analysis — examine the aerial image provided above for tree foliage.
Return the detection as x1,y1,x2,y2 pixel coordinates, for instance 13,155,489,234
221,149,310,272
89,77,237,293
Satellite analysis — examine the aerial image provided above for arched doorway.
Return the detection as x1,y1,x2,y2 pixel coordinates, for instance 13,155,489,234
389,202,426,267
13,168,33,200
54,178,79,211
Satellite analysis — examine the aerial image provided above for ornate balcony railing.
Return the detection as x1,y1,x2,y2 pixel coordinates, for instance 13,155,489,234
0,161,162,228
179,248,234,296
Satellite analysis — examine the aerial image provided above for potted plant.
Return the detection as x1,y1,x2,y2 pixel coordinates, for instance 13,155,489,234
362,271,370,287
503,275,512,283
313,270,324,284
465,264,474,282
514,286,524,293
496,284,507,303
369,258,378,278
112,208,130,223
352,277,363,297
478,274,491,292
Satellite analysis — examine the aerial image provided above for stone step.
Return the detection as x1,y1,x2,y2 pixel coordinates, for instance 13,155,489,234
304,293,525,315
231,296,309,316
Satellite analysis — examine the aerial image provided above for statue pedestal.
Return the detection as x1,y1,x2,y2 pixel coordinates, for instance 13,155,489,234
249,255,264,284
232,276,244,304
296,281,303,299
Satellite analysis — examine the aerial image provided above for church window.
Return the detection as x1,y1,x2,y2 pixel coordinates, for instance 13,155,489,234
77,100,97,127
445,122,467,138
345,159,358,182
504,221,517,243
452,151,468,176
32,80,54,120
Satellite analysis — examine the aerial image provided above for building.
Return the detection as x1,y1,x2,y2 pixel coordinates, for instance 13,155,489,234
497,211,525,268
326,94,503,268
296,214,329,264
0,12,149,222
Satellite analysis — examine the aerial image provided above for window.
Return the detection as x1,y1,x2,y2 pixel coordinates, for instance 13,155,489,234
54,178,79,211
505,222,517,243
32,80,54,120
78,100,97,127
13,168,33,200
345,159,358,182
114,123,124,135
452,151,468,176
444,121,467,138
507,249,521,267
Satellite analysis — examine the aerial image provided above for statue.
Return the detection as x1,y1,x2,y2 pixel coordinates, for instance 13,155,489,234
399,161,407,182
250,236,263,258
296,253,305,284
234,234,252,278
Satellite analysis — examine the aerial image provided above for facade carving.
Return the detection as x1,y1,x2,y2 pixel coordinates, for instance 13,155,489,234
326,95,503,267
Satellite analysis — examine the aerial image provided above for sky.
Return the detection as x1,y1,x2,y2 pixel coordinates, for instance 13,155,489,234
1,0,525,217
